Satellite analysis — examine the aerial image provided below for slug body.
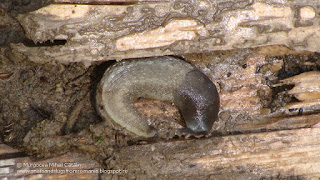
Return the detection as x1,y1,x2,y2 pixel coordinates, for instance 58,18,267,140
97,56,220,138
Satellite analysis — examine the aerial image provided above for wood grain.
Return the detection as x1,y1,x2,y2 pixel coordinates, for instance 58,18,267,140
12,0,320,64
109,128,320,179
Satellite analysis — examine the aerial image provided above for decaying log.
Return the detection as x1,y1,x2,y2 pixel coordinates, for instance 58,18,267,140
3,0,320,179
11,0,320,64
108,127,320,179
4,44,320,179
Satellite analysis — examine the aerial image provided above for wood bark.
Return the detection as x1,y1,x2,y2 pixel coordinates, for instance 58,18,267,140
11,0,320,64
108,127,320,179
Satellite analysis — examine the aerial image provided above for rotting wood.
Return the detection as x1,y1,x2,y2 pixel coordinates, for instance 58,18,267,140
3,1,320,179
11,0,320,64
108,127,320,179
277,71,320,101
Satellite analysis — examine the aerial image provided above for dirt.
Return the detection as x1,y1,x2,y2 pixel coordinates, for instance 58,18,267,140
0,45,194,163
0,47,103,154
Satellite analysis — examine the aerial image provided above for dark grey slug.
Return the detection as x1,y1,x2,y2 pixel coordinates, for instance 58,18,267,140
96,56,220,138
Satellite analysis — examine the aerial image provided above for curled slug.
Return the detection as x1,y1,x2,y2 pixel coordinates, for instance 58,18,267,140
96,56,220,138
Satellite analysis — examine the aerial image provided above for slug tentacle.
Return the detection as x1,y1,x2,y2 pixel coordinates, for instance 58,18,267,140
97,56,220,138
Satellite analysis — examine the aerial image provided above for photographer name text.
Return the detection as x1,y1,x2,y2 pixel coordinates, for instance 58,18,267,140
21,162,82,168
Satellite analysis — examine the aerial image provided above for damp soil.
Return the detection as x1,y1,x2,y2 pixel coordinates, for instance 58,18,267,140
0,46,197,163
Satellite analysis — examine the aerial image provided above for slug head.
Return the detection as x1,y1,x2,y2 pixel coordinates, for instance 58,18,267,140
174,70,220,133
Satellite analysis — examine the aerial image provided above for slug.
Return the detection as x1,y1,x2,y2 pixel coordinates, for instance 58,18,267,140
96,56,220,138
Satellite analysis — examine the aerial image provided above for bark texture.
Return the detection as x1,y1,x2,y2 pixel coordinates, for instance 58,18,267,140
108,128,320,179
11,0,320,64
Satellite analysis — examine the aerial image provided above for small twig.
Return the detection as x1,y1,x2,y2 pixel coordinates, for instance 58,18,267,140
0,73,12,79
64,92,89,134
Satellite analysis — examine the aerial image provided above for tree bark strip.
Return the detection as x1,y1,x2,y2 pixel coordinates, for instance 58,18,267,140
12,0,320,64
